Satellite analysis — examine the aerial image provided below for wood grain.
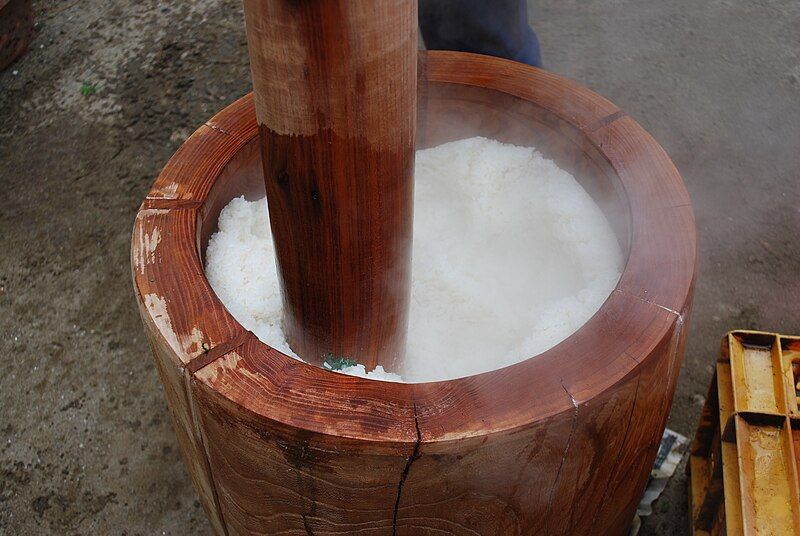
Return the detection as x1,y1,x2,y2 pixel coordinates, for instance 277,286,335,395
242,0,417,370
132,51,696,535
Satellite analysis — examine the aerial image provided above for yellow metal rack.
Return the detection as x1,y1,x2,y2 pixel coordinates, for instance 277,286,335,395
689,330,800,535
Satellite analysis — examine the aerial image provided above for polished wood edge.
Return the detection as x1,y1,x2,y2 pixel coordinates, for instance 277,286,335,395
423,51,621,129
190,358,419,450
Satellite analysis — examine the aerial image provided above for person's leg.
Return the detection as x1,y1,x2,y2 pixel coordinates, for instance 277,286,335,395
419,0,542,68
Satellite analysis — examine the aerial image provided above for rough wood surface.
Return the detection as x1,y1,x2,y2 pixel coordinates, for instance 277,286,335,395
242,0,417,370
132,51,696,535
0,0,32,71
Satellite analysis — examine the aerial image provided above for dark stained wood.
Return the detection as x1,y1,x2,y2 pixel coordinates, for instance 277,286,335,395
0,0,32,71
242,0,417,370
132,51,696,535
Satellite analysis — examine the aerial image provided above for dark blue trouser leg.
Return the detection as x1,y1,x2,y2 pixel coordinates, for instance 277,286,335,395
419,0,542,68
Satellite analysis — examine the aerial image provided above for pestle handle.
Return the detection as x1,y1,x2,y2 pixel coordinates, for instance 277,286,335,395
243,0,417,371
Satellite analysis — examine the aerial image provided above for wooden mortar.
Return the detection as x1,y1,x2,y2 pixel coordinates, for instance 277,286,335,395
132,51,696,535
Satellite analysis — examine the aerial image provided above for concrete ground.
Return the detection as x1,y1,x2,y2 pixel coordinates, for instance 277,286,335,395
1,0,798,534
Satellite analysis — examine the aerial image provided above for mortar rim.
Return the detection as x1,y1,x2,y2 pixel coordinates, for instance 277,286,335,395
132,51,696,444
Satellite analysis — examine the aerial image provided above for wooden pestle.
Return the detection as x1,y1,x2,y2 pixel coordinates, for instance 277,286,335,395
242,0,417,371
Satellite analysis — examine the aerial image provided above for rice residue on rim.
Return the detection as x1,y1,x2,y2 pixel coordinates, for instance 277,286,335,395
205,137,624,382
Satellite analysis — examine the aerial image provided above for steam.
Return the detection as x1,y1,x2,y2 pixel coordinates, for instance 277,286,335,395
205,133,624,382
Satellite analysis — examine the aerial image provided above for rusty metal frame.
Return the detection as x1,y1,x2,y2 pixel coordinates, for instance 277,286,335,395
689,330,800,535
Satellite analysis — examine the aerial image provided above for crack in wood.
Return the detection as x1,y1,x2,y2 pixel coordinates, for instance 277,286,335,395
615,288,681,317
392,400,421,536
140,197,202,211
301,513,315,536
187,330,253,375
184,369,231,536
587,110,627,132
590,372,642,528
205,121,234,136
543,383,579,533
